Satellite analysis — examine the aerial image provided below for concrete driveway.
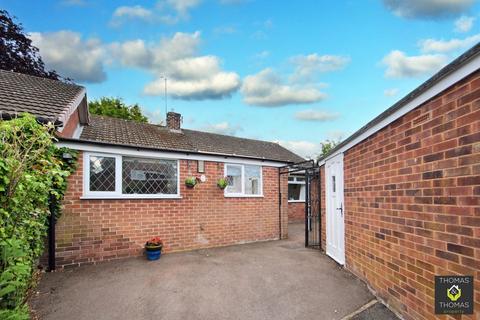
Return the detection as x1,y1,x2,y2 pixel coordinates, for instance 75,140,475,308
31,224,375,320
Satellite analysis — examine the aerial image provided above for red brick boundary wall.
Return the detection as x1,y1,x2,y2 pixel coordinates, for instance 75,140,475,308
56,156,288,268
287,202,305,222
321,70,480,320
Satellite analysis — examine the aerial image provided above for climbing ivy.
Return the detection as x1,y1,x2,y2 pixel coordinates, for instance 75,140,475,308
0,114,77,319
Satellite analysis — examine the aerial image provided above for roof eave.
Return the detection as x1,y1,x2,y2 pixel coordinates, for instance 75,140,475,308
56,137,298,164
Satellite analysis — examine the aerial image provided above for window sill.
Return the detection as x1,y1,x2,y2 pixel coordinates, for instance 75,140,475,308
288,200,306,203
224,194,264,198
81,195,182,200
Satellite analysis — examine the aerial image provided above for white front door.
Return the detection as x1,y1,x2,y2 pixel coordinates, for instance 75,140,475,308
325,153,345,265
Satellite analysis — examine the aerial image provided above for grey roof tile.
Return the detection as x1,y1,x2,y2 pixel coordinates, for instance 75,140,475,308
0,70,85,121
79,115,304,163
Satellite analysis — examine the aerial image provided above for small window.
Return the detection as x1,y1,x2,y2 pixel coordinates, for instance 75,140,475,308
245,165,261,195
332,176,336,192
226,164,242,194
225,164,263,196
89,156,116,192
288,175,306,202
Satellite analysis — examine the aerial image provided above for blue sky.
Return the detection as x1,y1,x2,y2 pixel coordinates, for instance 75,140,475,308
2,0,479,158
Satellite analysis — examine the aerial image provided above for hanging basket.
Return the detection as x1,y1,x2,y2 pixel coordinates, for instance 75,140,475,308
217,178,228,190
185,177,197,188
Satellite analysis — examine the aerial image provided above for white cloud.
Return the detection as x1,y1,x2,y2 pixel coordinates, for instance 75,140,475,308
381,50,447,78
295,109,339,121
241,68,326,107
144,109,165,125
111,0,201,26
419,34,480,53
112,6,153,25
251,30,268,40
219,0,249,4
165,0,200,17
113,5,153,19
326,130,346,141
384,88,399,97
455,15,475,32
383,0,474,19
61,0,87,6
200,122,243,135
254,50,270,59
213,26,237,35
276,140,320,159
145,70,240,99
29,31,106,83
290,54,350,81
111,31,240,100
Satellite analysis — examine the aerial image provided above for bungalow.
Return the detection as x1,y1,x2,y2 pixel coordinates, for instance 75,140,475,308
317,44,480,319
0,69,304,268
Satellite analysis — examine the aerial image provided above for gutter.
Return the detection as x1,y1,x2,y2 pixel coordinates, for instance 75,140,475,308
57,136,299,165
0,111,63,127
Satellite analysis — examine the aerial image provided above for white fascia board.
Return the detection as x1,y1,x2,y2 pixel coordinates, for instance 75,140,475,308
318,53,480,166
57,88,87,132
56,141,289,168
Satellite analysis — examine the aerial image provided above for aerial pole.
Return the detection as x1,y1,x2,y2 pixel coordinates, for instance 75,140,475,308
164,76,167,117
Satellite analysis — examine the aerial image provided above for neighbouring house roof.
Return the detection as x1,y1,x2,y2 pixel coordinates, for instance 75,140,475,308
65,115,304,163
318,42,480,164
0,70,87,125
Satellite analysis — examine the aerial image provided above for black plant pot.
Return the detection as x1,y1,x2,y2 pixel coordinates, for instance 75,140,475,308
145,244,163,252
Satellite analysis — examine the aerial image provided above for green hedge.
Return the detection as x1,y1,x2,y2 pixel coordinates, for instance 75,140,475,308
0,114,77,319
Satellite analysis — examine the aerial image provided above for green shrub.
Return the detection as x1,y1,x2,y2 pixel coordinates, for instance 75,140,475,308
0,114,77,318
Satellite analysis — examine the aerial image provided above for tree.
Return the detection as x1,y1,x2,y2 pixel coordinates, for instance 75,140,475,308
89,97,149,123
317,139,341,160
0,9,62,80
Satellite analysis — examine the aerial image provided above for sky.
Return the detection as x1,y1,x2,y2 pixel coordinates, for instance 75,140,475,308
1,0,479,158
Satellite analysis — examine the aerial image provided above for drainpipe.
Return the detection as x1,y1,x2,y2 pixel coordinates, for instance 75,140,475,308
48,194,56,271
304,170,309,247
318,167,322,251
278,168,282,240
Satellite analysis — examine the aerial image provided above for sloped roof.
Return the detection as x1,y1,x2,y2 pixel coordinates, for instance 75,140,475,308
0,69,85,122
76,115,304,163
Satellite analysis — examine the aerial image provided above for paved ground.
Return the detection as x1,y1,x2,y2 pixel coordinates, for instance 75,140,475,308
351,302,399,320
31,223,377,320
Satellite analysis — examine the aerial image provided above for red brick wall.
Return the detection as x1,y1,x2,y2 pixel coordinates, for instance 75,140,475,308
57,109,79,138
288,202,305,222
279,168,289,239
56,155,288,268
323,71,480,319
320,166,326,250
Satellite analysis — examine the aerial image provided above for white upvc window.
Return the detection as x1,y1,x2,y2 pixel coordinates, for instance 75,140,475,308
83,152,180,199
224,163,263,197
288,175,306,202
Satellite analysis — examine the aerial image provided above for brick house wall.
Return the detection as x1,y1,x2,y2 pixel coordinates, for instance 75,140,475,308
287,202,305,222
320,70,480,319
56,153,289,268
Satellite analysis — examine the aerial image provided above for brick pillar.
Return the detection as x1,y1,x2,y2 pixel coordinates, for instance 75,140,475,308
279,168,289,239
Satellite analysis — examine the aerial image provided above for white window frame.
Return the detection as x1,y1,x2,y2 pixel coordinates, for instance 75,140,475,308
224,163,263,198
288,176,306,203
83,152,181,199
